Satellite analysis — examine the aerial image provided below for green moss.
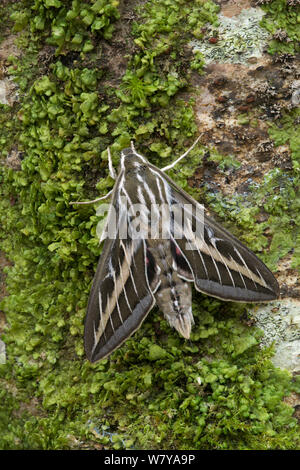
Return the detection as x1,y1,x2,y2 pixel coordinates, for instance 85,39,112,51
259,0,300,55
10,0,120,54
0,0,299,450
268,109,300,171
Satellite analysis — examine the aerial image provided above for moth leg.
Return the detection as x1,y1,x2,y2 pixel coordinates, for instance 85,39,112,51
161,135,202,172
70,189,113,205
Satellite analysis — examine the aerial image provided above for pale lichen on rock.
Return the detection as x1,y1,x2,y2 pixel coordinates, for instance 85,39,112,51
0,78,18,106
191,7,270,64
254,300,300,372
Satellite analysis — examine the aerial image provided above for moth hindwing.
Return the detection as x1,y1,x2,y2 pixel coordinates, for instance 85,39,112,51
84,143,279,362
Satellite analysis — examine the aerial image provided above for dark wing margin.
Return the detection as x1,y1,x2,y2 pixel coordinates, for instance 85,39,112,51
153,165,279,303
84,236,158,362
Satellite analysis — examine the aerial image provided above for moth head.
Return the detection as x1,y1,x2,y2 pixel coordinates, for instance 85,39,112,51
120,146,148,172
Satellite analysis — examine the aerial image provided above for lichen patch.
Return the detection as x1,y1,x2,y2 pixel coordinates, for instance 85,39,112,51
191,7,270,64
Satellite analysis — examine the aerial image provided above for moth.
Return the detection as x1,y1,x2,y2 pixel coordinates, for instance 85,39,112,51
73,138,279,363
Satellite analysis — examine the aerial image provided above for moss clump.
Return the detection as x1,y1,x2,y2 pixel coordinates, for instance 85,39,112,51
1,300,300,450
0,0,299,450
10,0,120,54
259,0,300,55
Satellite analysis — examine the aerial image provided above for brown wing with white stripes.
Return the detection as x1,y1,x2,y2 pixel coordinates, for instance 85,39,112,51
84,234,159,362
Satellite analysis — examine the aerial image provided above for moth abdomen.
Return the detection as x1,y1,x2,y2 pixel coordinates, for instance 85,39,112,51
148,240,194,339
155,278,194,339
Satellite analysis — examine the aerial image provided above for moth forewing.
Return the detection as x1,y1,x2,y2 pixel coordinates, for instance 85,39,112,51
84,236,157,362
83,142,279,363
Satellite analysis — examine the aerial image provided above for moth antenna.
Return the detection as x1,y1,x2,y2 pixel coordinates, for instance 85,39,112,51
107,147,116,180
161,135,202,172
70,189,113,205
